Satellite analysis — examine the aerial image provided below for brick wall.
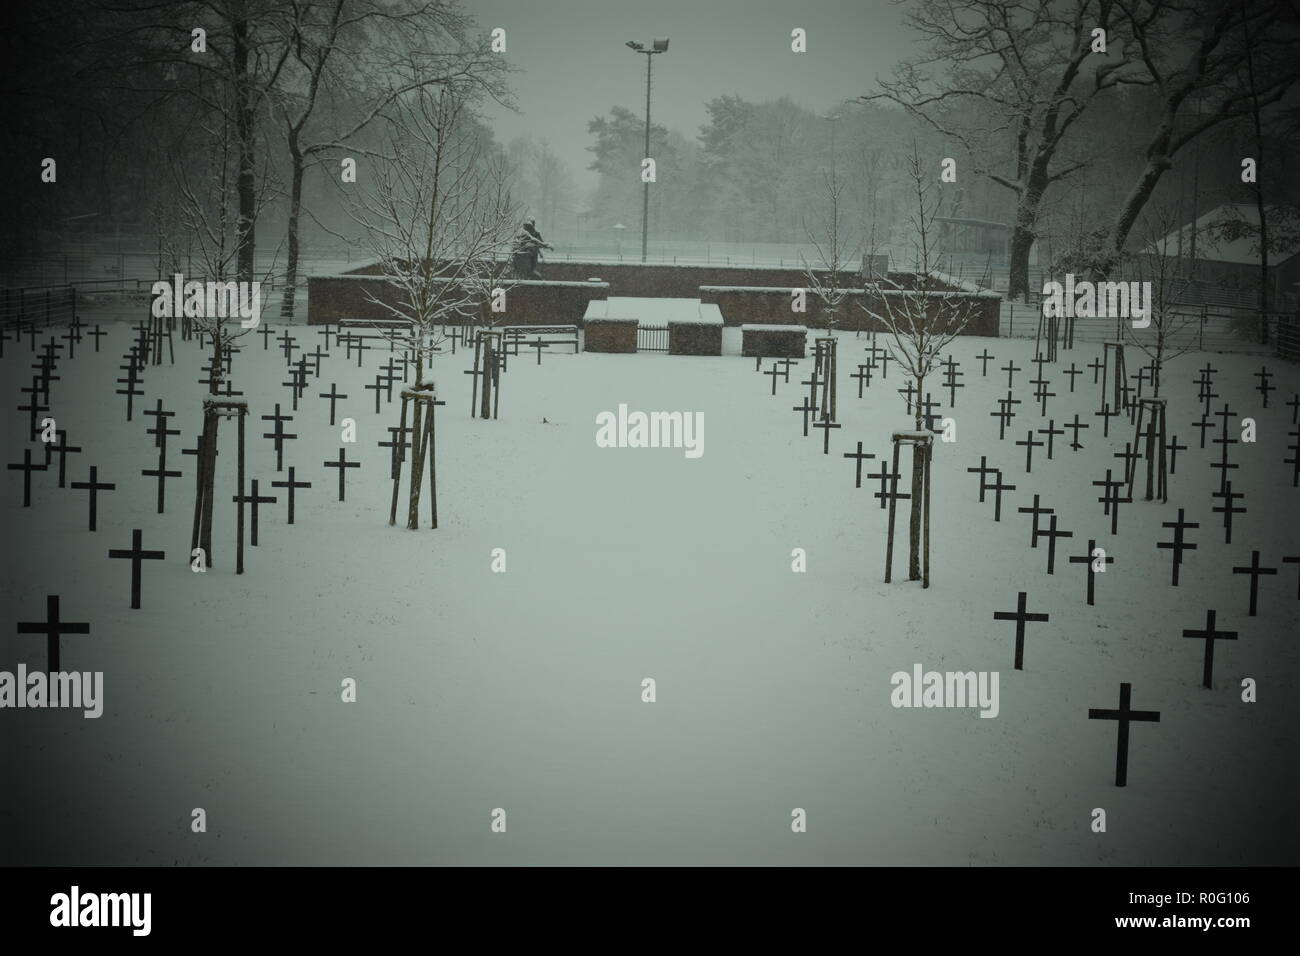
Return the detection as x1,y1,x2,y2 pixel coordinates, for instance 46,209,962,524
584,319,637,353
341,260,863,298
742,326,807,357
306,275,610,326
668,322,722,356
699,287,1001,336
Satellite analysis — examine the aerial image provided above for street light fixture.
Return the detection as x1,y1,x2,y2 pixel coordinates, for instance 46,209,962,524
626,37,669,263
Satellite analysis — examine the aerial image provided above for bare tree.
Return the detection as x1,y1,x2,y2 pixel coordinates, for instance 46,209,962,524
1098,0,1300,284
866,0,1144,300
1126,204,1201,394
272,0,514,317
861,144,983,582
801,168,859,333
159,108,278,391
348,82,519,389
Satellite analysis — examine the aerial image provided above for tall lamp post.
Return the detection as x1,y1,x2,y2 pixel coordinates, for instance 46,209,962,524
626,37,669,263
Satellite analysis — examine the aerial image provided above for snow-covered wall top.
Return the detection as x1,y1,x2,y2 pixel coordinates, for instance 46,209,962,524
698,284,1001,299
318,272,608,289
741,324,808,332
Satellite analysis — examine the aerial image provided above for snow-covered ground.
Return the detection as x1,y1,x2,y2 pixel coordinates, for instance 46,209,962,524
2,309,1297,865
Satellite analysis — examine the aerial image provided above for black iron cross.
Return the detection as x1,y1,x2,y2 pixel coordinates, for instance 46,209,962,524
271,466,312,525
869,462,907,511
45,429,81,487
141,444,182,514
1068,538,1113,606
1190,413,1214,449
1282,555,1300,599
319,384,348,426
919,393,942,431
1253,366,1274,407
813,414,841,455
987,470,1016,522
1210,482,1246,544
1156,508,1199,586
1016,430,1044,473
1017,494,1053,548
70,465,116,532
1231,551,1277,617
1182,609,1237,690
993,591,1049,670
232,478,278,546
1064,413,1089,451
143,399,180,450
1094,402,1119,439
1001,359,1021,388
851,364,871,398
966,456,997,502
1039,514,1073,574
842,442,876,488
1091,469,1130,535
107,528,166,610
16,594,90,679
1088,682,1160,787
1163,434,1187,474
324,448,360,501
1063,363,1081,392
792,399,816,438
1037,420,1065,460
7,449,47,507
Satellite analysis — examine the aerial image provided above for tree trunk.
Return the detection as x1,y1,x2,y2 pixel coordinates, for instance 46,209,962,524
908,443,922,581
233,3,257,284
1098,137,1175,280
282,137,304,318
209,323,222,395
407,400,426,530
1008,224,1036,302
1244,30,1270,344
909,372,924,581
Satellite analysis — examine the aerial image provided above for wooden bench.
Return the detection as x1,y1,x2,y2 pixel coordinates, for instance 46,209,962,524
502,325,580,358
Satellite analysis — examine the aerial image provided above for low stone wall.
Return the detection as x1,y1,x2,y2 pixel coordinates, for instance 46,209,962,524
699,286,1001,337
307,274,610,327
669,319,723,356
341,259,867,298
585,317,638,353
742,324,807,358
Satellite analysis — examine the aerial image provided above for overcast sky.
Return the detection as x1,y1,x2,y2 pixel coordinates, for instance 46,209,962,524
469,0,917,199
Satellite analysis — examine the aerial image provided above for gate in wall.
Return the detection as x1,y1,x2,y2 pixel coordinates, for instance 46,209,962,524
637,323,669,352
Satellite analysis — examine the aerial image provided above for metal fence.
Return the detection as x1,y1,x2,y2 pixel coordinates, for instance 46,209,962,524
637,324,669,352
999,297,1285,356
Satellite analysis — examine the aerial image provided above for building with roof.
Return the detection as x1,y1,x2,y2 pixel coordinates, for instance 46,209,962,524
1140,202,1300,308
